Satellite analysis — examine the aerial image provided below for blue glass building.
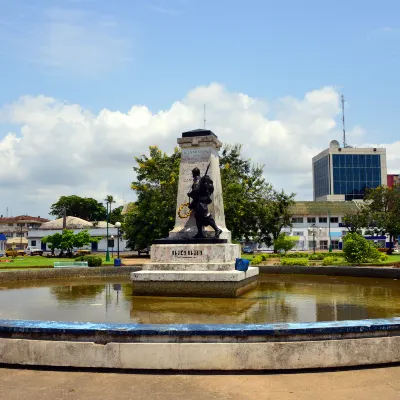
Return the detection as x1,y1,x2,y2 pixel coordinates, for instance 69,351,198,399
312,140,387,201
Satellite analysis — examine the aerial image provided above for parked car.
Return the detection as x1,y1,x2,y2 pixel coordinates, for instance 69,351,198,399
76,249,91,256
25,246,44,256
138,248,150,255
242,246,254,254
5,248,26,257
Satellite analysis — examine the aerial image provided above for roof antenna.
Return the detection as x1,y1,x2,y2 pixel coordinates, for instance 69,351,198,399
203,104,206,129
341,94,346,148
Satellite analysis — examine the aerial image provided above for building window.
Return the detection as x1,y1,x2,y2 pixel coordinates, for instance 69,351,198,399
5,232,13,238
313,155,330,199
331,240,340,249
330,217,339,223
8,223,13,227
31,240,36,246
293,231,304,236
320,240,328,250
292,217,304,224
319,217,327,223
17,223,25,227
308,240,316,249
307,217,316,224
108,239,115,248
332,153,381,200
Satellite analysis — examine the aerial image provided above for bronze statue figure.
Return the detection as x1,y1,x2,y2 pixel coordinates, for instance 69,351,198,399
188,165,222,239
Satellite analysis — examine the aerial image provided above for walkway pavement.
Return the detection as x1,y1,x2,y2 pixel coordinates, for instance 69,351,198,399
1,365,399,400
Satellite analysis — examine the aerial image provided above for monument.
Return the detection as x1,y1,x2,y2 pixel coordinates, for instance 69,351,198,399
131,129,259,297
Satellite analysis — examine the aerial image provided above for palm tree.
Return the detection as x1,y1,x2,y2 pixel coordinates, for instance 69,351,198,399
104,195,116,216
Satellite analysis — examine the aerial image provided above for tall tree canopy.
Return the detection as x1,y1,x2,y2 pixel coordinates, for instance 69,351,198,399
364,184,400,253
110,206,123,225
124,144,295,249
125,146,181,250
50,195,107,221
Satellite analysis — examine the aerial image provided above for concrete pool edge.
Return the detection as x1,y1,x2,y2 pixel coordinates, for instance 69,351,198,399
0,266,142,282
258,265,400,278
1,318,400,370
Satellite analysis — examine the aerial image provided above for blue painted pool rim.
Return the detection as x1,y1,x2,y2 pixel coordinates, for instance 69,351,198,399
0,318,399,337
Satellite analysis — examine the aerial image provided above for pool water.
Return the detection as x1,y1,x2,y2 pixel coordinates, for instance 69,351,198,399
0,274,399,324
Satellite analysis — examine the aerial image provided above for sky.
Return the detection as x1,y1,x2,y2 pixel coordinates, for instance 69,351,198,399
1,0,400,219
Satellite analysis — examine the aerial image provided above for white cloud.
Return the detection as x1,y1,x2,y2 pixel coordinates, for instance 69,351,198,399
1,83,391,218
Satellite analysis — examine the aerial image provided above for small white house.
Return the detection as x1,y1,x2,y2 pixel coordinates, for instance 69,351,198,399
27,216,127,253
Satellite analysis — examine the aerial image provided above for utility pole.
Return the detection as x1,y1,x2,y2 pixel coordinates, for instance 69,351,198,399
341,94,346,148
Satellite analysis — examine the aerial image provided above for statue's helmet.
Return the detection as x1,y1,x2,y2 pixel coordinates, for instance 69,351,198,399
192,167,200,177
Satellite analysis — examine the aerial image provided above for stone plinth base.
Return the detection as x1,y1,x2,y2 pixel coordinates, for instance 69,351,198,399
142,263,235,271
131,268,259,298
150,243,241,264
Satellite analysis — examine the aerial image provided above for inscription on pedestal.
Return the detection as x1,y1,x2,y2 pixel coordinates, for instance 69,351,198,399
171,249,203,258
180,148,211,183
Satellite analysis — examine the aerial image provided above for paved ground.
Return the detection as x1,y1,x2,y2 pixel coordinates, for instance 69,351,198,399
121,257,149,266
1,365,399,400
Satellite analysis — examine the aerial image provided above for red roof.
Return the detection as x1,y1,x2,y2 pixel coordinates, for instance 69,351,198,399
0,215,49,223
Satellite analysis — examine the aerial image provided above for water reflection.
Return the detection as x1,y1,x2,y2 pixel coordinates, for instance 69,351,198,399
0,274,398,324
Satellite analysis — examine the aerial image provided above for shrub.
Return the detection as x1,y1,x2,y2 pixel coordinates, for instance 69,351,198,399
283,253,309,258
379,253,389,261
280,258,309,266
322,256,334,266
342,233,380,264
377,248,388,253
309,253,324,261
260,254,269,261
75,255,103,267
251,255,263,265
273,233,296,254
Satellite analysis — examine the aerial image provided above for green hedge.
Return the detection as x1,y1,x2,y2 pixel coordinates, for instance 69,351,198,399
75,255,103,267
251,255,263,265
280,258,309,266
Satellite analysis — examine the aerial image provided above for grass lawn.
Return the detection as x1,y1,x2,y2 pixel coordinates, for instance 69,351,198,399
0,255,115,269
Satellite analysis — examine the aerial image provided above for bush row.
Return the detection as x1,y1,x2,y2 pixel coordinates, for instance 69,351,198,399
250,251,344,259
280,258,309,266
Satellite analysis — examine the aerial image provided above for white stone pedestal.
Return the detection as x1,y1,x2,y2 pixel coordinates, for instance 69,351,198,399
131,129,259,298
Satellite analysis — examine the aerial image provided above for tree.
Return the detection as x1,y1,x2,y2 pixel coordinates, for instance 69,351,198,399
342,232,380,263
273,233,296,254
126,146,181,249
363,185,400,254
255,189,295,248
220,144,273,242
104,195,116,217
342,209,369,234
50,195,107,221
42,229,100,257
110,206,123,225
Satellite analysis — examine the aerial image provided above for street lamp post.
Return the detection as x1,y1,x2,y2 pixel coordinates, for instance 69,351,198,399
19,225,23,249
105,203,110,262
308,224,322,254
111,235,114,258
115,222,121,260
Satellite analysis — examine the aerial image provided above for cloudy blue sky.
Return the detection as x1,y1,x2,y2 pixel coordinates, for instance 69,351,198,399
0,0,399,218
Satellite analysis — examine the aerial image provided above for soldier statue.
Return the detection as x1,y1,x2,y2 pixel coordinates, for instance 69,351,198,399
188,166,223,239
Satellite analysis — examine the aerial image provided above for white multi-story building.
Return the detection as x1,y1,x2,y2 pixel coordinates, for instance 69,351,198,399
0,215,49,249
27,216,128,253
284,201,388,251
312,140,387,201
